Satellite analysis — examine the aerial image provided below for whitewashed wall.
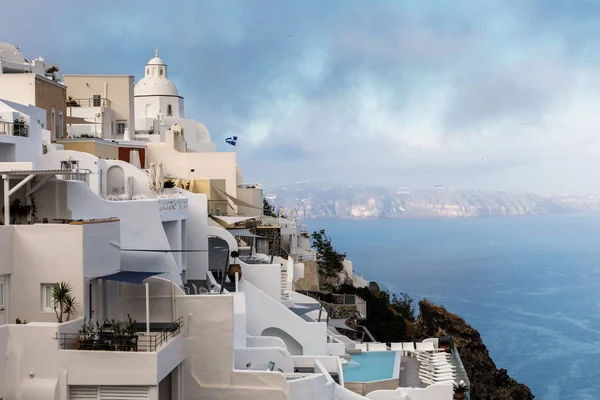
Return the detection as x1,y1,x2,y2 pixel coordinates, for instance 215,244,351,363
240,280,328,356
35,180,181,285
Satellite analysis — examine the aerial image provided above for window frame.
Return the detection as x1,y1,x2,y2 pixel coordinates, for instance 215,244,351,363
41,283,56,312
116,121,126,135
167,104,173,116
51,108,56,140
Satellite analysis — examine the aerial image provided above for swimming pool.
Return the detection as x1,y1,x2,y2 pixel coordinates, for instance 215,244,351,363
343,351,401,382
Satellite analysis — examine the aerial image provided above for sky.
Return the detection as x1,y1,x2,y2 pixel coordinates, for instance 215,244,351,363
3,0,600,193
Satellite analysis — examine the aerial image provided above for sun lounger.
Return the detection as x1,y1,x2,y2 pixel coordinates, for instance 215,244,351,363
368,342,389,351
420,375,455,386
355,342,367,351
390,343,403,351
416,342,446,352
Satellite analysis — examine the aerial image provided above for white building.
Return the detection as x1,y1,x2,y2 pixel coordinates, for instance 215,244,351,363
0,42,59,80
134,49,215,153
0,49,468,400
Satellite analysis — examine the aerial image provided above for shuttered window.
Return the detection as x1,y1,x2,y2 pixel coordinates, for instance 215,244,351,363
69,386,149,400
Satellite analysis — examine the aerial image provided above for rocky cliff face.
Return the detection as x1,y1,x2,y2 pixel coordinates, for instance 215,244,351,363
266,182,600,219
416,300,534,400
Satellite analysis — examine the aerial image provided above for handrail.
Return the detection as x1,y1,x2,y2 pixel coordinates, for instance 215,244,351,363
67,97,112,107
0,120,29,137
450,337,471,399
59,317,183,352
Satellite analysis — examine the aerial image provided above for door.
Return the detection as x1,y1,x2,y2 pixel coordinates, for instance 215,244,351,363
0,276,7,325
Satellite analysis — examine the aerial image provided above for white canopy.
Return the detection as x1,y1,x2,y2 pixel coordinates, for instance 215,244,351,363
211,215,256,226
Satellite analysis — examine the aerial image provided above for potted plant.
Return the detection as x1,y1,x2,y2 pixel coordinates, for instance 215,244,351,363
453,380,468,399
228,250,242,281
78,318,97,350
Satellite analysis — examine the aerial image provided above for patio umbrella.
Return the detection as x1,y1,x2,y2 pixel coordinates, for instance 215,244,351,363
129,150,141,169
155,162,165,193
148,162,157,191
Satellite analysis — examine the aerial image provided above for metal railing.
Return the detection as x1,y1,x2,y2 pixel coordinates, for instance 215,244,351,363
296,252,316,262
67,97,112,108
237,183,262,189
450,337,471,399
0,120,29,137
60,317,183,352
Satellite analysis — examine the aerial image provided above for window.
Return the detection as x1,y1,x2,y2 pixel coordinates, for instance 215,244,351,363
159,68,164,76
167,104,172,116
51,108,56,140
117,121,126,135
42,284,55,312
59,111,64,139
92,95,101,107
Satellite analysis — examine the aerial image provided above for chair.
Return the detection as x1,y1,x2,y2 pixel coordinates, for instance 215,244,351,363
402,342,415,355
367,342,388,351
355,342,367,351
390,343,403,351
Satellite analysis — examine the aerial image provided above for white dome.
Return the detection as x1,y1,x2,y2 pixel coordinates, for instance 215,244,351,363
135,76,180,96
0,42,25,64
147,56,165,66
134,49,181,97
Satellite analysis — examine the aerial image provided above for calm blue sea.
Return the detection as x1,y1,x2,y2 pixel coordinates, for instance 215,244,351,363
305,214,600,400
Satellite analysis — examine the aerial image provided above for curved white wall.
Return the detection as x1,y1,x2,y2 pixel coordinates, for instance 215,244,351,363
39,150,104,195
247,336,288,350
172,188,209,280
36,179,181,284
234,347,294,373
240,280,327,356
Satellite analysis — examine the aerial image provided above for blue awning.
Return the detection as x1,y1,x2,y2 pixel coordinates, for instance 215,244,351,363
100,271,163,284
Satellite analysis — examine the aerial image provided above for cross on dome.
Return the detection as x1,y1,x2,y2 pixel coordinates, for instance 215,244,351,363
155,48,159,58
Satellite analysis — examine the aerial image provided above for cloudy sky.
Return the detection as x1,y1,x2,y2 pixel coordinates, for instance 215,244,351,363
3,0,600,193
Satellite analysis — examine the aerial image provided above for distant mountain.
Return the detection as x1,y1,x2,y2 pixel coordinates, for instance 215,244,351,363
265,182,600,219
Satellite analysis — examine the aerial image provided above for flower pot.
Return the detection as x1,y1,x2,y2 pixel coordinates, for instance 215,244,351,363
454,393,466,400
228,264,242,281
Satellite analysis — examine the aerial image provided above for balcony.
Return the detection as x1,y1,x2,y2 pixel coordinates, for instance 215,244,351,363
67,97,112,108
208,199,234,216
58,318,185,386
60,317,182,352
237,183,262,189
0,120,29,137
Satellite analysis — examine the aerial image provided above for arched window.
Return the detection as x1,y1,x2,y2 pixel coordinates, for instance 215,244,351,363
167,104,173,116
159,68,164,76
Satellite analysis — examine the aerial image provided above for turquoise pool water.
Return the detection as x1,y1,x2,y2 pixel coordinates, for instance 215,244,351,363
343,351,400,382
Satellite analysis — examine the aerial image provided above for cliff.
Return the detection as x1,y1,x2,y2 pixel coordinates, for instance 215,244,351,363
266,182,600,219
416,300,535,400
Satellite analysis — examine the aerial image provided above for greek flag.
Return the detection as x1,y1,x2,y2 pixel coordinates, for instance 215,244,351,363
225,136,238,146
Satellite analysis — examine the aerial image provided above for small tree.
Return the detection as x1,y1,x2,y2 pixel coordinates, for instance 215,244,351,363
52,282,77,323
263,198,277,217
391,292,417,322
311,229,346,287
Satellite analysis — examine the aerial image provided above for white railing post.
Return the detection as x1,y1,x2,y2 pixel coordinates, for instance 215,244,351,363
235,272,239,292
145,283,150,336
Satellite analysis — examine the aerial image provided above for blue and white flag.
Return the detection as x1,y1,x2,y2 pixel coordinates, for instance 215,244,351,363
225,136,238,146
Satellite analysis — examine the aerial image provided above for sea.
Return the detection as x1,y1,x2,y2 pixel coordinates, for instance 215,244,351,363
305,214,600,400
